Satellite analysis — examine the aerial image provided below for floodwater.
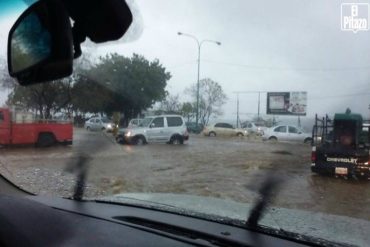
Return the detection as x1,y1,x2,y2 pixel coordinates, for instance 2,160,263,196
1,128,370,221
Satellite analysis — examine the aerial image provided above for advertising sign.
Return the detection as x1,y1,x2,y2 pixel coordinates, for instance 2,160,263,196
267,92,307,116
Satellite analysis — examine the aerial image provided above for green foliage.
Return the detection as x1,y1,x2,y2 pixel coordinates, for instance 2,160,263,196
6,53,170,121
158,94,181,114
8,78,72,119
181,102,194,122
82,53,170,119
71,75,112,114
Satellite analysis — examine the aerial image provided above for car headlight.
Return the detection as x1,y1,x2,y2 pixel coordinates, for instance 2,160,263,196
107,124,112,128
125,131,132,137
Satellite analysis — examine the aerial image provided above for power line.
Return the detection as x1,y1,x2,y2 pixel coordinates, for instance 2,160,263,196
310,92,370,100
202,59,370,72
166,60,197,70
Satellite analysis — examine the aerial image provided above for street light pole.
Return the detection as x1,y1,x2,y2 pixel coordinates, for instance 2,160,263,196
178,32,221,126
196,42,201,126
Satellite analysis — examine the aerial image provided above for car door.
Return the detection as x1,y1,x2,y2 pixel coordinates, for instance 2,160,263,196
213,123,225,136
96,119,104,130
166,116,184,139
88,118,95,130
272,126,288,141
288,126,302,142
247,123,253,132
223,123,235,136
146,117,166,142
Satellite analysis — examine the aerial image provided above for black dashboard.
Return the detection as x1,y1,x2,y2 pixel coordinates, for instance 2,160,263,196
0,193,316,247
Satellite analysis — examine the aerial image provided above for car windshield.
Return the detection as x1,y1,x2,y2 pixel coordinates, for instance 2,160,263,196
138,117,153,127
1,1,370,246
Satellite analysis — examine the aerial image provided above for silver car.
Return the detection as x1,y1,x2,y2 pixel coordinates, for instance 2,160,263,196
242,122,267,136
263,125,312,143
85,117,114,132
123,115,189,145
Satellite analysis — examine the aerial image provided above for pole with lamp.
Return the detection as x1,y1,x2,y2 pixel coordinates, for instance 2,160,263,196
177,32,221,126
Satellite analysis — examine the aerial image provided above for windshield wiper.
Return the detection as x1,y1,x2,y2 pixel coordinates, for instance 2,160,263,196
65,154,90,201
246,174,282,227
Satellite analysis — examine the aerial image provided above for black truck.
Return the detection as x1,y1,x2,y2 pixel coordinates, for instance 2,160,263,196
311,111,370,179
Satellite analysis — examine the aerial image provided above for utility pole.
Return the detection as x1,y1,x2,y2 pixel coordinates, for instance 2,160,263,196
236,93,240,128
257,92,261,121
233,91,266,123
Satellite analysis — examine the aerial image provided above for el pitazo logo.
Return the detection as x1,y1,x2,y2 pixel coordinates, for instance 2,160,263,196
341,3,370,33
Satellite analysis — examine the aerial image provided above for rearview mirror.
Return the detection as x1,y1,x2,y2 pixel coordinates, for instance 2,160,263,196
8,0,73,85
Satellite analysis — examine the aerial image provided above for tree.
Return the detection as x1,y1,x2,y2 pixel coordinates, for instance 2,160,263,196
85,53,170,120
181,102,194,122
187,78,227,126
71,74,112,114
158,94,181,114
0,58,16,90
7,78,73,119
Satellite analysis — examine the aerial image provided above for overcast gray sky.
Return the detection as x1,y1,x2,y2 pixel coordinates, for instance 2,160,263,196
1,0,370,123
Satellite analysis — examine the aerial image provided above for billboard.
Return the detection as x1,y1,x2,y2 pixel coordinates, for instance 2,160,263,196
267,92,307,116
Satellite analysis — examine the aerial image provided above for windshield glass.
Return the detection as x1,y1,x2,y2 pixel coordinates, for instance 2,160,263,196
101,118,110,123
139,117,153,127
1,1,370,246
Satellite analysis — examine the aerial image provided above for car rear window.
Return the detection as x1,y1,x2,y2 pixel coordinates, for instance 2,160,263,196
167,117,183,127
0,112,3,123
152,117,164,128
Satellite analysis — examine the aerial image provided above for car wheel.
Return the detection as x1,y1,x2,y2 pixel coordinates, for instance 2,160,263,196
170,135,183,145
37,133,55,147
133,136,146,145
304,138,312,144
236,132,244,137
209,132,216,137
116,136,125,144
269,136,277,142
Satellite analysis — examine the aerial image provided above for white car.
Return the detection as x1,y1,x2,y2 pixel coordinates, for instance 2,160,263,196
85,117,115,132
123,115,189,145
263,125,312,143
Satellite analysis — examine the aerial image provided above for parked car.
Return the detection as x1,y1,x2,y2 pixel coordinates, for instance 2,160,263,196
242,121,267,136
203,123,248,137
262,125,312,143
128,118,143,128
186,122,204,134
121,115,189,145
85,117,115,132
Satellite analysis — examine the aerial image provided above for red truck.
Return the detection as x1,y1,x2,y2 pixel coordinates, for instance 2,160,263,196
0,108,73,147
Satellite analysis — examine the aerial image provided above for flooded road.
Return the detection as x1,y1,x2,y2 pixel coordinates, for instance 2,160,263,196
1,128,370,221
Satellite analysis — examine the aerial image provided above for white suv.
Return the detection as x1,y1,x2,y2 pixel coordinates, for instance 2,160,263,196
123,115,189,145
